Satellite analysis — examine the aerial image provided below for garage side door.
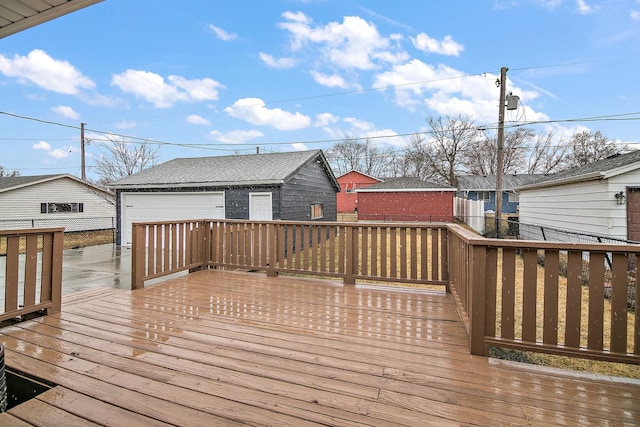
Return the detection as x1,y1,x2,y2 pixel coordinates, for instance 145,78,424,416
122,192,225,246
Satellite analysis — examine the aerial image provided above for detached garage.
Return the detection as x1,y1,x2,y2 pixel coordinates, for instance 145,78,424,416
110,150,339,246
356,177,456,222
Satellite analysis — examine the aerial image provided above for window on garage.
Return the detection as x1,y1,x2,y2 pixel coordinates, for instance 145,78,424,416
311,203,324,219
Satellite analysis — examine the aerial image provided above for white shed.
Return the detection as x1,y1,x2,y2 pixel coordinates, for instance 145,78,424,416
518,151,640,243
0,174,115,231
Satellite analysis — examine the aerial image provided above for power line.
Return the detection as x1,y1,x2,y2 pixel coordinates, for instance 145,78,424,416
2,110,640,150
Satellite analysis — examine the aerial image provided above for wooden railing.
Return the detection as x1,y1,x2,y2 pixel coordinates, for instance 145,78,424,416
131,219,449,289
448,224,640,365
131,220,639,365
0,228,64,322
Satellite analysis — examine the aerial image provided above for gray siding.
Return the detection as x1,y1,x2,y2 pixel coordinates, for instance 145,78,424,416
225,185,281,220
281,159,337,221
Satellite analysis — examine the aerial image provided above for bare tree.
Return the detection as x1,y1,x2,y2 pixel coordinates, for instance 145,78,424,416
465,128,531,175
0,165,19,177
93,136,160,186
399,133,438,181
327,137,391,177
423,115,479,186
525,130,568,174
564,130,619,169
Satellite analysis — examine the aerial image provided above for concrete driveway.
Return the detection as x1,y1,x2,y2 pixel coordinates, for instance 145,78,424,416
61,244,131,295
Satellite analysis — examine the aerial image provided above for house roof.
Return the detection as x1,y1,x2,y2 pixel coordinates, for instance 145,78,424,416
0,173,113,198
356,177,455,192
457,174,547,191
519,149,640,190
109,150,340,191
336,170,383,182
0,0,103,39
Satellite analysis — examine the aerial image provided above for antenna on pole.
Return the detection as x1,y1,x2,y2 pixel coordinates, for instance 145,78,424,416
81,122,86,181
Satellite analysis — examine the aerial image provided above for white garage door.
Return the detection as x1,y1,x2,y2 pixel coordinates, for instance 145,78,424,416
121,192,225,246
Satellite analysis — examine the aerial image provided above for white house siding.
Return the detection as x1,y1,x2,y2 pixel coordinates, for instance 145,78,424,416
519,170,640,242
0,177,115,231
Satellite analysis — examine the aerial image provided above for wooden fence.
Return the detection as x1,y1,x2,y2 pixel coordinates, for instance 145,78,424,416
131,219,449,289
0,228,64,322
448,224,639,365
131,219,639,365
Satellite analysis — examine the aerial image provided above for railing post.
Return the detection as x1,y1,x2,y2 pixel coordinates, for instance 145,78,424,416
344,225,356,285
131,223,145,289
49,229,63,315
468,242,488,356
267,222,278,277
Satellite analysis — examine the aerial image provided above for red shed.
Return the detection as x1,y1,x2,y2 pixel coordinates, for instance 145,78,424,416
336,170,383,213
356,177,456,222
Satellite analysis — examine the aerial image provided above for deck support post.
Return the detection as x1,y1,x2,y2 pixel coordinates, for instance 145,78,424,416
131,224,145,289
344,225,356,285
469,243,489,356
267,222,278,277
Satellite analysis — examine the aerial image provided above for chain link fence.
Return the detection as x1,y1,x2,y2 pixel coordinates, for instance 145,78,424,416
0,217,115,233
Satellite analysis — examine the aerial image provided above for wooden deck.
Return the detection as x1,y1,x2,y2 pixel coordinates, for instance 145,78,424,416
0,269,638,426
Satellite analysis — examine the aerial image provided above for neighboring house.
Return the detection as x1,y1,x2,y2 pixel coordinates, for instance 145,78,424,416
356,177,456,222
0,174,115,231
336,170,383,213
457,174,545,214
518,150,640,242
110,150,340,246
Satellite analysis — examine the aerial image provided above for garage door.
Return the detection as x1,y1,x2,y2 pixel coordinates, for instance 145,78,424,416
121,192,225,246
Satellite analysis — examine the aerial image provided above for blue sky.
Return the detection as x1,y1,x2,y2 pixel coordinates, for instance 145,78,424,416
1,0,639,181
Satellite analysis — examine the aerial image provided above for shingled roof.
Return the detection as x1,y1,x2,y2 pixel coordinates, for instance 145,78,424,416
520,150,640,190
109,150,339,190
356,177,455,192
0,174,110,195
457,174,547,191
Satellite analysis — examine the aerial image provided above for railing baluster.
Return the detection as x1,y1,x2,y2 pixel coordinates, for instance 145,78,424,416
565,251,583,348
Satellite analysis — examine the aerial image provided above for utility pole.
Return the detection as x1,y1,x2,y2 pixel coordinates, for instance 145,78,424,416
495,67,508,238
80,122,86,181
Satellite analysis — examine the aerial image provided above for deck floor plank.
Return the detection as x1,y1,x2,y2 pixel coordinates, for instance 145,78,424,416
0,269,638,426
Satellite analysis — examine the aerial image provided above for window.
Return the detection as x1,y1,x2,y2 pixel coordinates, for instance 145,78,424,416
508,192,519,203
478,191,490,202
41,202,84,214
310,203,324,219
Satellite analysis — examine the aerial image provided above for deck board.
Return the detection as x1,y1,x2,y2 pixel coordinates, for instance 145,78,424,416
1,269,639,426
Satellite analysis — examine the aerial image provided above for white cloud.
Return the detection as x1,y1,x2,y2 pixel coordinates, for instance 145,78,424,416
33,141,51,151
51,105,79,120
576,0,594,14
224,98,311,130
111,70,224,108
209,24,238,41
411,33,464,56
278,12,404,70
631,9,640,21
341,117,406,146
315,112,339,127
49,147,75,159
310,71,348,88
33,140,74,158
210,129,264,144
259,53,296,69
0,49,94,95
186,114,211,125
291,143,309,151
373,59,542,124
